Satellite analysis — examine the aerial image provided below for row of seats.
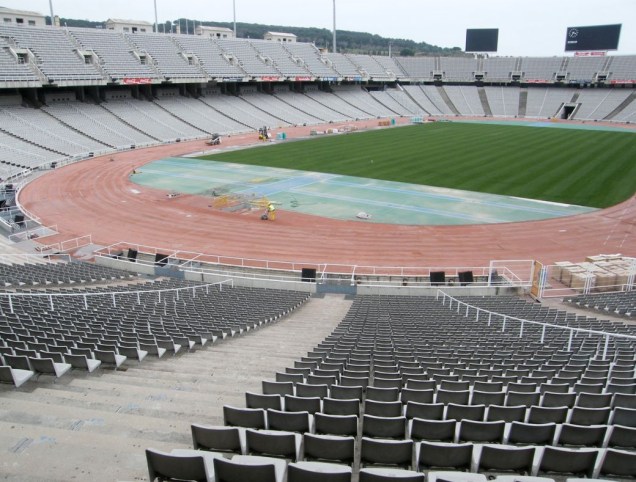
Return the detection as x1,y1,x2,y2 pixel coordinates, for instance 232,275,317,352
146,425,635,481
147,294,635,480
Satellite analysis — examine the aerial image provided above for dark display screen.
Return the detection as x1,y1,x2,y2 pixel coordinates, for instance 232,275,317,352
565,24,621,51
465,28,499,52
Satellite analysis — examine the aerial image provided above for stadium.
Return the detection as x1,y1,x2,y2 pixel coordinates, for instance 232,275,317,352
0,2,635,481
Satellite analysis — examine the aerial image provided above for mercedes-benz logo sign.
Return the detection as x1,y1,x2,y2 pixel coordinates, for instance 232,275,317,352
569,28,579,38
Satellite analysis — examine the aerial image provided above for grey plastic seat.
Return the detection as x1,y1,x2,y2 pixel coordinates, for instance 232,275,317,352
360,437,414,469
262,380,295,396
139,343,167,358
458,419,505,443
575,392,612,408
607,424,636,448
508,422,557,445
487,404,526,423
542,392,577,408
436,389,470,405
322,397,359,416
446,403,485,421
538,446,598,478
146,447,217,482
296,382,329,399
367,386,400,402
400,388,434,405
29,357,72,379
404,401,444,420
417,441,473,471
478,444,535,474
191,424,244,454
245,428,300,461
471,390,505,406
557,423,606,447
506,391,541,407
303,433,355,465
364,400,403,417
597,448,636,478
314,413,358,437
213,454,286,482
427,472,486,482
330,384,363,401
362,414,406,439
612,393,636,409
359,467,424,481
223,405,266,429
528,405,568,424
64,353,101,373
409,418,456,442
246,392,282,411
93,350,126,369
288,461,352,482
611,407,636,427
0,365,34,388
117,346,148,362
285,395,321,414
267,408,311,433
569,407,611,426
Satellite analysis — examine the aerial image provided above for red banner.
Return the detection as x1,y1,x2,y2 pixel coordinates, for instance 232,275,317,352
574,51,607,57
610,79,636,84
260,76,281,82
122,78,153,85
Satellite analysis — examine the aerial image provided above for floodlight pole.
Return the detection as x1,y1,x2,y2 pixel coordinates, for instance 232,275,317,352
154,0,158,33
332,0,337,53
233,0,237,37
48,0,55,26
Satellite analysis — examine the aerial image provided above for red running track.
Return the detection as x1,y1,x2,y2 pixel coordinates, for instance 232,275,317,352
19,120,636,268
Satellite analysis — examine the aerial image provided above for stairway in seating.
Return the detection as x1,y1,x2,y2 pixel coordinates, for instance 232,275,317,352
604,91,636,120
518,88,528,117
478,87,493,116
437,85,460,115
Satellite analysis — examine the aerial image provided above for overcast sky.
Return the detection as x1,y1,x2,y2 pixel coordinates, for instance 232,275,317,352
3,0,635,56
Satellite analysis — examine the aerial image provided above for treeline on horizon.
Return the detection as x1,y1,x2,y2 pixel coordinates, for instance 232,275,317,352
52,17,464,56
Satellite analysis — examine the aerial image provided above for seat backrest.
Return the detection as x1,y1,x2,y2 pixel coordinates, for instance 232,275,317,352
223,405,266,429
446,403,485,422
322,397,360,416
296,382,329,398
527,405,568,424
478,444,534,473
284,394,321,414
557,423,607,447
330,384,363,401
362,414,406,439
288,462,352,482
417,441,473,471
538,446,598,477
146,448,207,482
267,408,310,432
213,456,277,482
364,400,402,417
246,391,282,411
458,419,505,443
191,424,242,453
303,433,355,464
486,404,526,423
409,418,456,442
314,413,358,437
366,386,399,402
360,437,413,468
245,428,298,460
508,421,556,445
599,448,636,477
405,402,444,420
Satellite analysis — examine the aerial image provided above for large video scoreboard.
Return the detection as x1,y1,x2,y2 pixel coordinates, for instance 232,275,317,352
565,24,621,51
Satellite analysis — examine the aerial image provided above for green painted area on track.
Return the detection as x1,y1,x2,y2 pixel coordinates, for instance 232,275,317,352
196,121,636,209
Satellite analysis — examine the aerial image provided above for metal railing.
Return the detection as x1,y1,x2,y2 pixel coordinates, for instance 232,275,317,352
0,279,234,314
436,290,636,360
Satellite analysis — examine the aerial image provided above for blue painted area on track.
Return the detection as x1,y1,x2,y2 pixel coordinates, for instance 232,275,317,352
130,157,596,226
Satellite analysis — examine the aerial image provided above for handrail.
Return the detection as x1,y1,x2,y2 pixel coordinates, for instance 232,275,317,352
0,279,234,313
95,241,534,285
436,290,636,360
